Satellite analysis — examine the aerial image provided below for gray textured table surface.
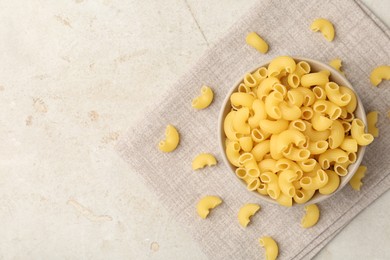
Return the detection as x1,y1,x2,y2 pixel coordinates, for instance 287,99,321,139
0,0,389,259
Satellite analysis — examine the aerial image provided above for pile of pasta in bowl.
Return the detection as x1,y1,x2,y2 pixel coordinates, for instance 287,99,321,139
219,56,374,207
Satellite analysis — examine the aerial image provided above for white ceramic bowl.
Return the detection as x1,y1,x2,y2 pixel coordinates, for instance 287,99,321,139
218,57,367,205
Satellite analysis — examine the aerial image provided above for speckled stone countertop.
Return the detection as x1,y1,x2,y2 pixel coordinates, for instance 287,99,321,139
0,0,389,259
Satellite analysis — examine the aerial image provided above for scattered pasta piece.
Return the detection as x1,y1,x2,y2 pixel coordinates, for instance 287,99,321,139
246,32,269,54
192,153,217,170
329,58,345,75
366,111,379,137
259,236,279,260
370,65,390,86
301,204,320,228
192,85,214,109
158,125,180,152
237,203,260,227
349,166,367,191
196,196,222,219
310,18,335,42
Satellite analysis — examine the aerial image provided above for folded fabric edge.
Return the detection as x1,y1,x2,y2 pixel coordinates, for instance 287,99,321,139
355,0,390,38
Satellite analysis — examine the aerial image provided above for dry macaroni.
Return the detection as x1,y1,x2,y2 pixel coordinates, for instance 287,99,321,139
310,18,335,42
238,203,261,227
192,85,214,109
196,196,222,219
192,153,217,170
158,125,180,152
222,56,374,206
301,204,320,228
370,65,390,86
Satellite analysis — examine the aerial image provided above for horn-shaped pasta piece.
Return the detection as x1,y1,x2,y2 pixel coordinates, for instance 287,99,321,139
268,56,296,77
233,107,251,135
276,193,293,207
277,129,306,152
328,120,344,149
158,125,180,152
351,119,374,146
310,18,335,42
370,65,390,86
248,99,267,128
237,203,261,227
287,73,300,88
329,58,344,75
278,170,298,197
257,77,280,101
259,237,279,260
251,140,270,162
192,153,217,170
296,87,316,106
301,71,329,87
324,82,351,107
300,169,329,190
294,189,315,204
318,148,348,169
252,67,268,82
282,145,310,162
259,119,289,135
319,170,340,195
239,136,253,152
297,159,317,172
311,112,333,131
196,196,222,219
192,85,214,109
339,86,357,113
287,89,304,107
226,141,241,167
366,111,379,137
349,165,367,191
230,92,256,108
243,73,259,88
245,32,269,54
265,91,283,119
260,171,280,199
313,100,342,120
295,61,311,77
340,137,358,153
224,111,240,141
301,204,320,228
258,159,278,173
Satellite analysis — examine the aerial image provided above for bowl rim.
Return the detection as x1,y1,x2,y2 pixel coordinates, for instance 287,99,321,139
217,56,367,206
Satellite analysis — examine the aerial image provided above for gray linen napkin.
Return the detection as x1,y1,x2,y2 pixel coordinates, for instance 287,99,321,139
117,0,390,259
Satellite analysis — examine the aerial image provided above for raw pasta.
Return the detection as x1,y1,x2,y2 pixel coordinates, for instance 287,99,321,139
329,58,344,75
349,165,367,191
259,237,278,260
245,32,269,54
301,204,320,228
192,85,214,109
238,203,261,227
366,111,379,137
192,153,217,170
370,65,390,86
196,196,222,219
310,18,335,42
158,125,180,152
222,56,374,206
